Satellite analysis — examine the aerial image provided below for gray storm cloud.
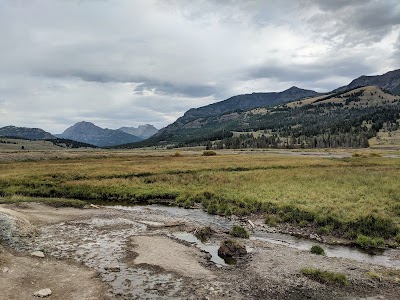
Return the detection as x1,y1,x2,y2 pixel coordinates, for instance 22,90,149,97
0,0,399,133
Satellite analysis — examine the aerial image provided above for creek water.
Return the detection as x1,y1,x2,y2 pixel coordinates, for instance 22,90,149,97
171,232,236,266
114,205,400,269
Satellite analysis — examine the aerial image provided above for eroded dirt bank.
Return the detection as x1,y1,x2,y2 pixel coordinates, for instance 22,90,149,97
1,203,400,300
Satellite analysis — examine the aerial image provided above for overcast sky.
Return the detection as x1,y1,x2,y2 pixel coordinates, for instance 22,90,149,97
1,0,399,133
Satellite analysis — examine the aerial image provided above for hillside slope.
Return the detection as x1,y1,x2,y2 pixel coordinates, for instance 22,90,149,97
118,86,400,149
334,69,400,95
213,86,400,149
154,86,319,137
0,137,96,150
0,126,55,140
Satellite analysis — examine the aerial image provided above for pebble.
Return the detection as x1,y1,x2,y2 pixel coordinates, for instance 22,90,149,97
33,288,52,297
31,251,45,258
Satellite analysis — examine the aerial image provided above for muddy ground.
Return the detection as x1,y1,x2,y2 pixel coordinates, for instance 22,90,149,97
1,203,399,300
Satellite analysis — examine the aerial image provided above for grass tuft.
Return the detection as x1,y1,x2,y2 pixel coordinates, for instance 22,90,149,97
310,245,326,256
355,234,385,249
301,268,349,286
202,150,217,156
230,225,250,239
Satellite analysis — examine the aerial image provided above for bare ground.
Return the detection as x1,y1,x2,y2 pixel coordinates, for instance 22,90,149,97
1,203,400,300
0,247,108,300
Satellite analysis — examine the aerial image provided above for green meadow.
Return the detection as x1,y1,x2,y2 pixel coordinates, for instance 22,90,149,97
1,151,399,241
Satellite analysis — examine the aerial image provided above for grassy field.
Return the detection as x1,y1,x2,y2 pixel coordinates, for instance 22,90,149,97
0,138,64,151
0,150,399,242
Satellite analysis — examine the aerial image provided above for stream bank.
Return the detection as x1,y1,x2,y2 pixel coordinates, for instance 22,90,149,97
1,202,400,299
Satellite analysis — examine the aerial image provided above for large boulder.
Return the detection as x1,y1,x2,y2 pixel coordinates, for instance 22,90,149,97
218,239,247,257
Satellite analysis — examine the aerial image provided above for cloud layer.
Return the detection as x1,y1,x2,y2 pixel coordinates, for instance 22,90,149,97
0,0,399,133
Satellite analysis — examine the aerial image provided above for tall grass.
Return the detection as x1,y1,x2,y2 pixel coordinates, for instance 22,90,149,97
0,153,399,240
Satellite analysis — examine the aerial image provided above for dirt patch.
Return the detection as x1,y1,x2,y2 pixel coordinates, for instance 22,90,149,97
0,249,108,300
0,203,103,225
129,235,213,278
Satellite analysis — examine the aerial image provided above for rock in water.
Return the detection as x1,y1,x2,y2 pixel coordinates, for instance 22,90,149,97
34,288,52,297
31,251,45,258
218,240,247,257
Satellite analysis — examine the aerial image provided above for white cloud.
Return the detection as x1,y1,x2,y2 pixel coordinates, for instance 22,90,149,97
0,0,399,132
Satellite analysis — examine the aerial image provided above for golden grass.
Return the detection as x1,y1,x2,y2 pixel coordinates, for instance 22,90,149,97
0,151,399,238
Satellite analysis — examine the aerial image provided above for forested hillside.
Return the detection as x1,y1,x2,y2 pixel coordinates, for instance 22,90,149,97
118,86,400,149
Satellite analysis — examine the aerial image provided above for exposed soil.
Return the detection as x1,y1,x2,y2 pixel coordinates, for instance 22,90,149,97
129,235,213,278
0,247,108,300
1,203,400,300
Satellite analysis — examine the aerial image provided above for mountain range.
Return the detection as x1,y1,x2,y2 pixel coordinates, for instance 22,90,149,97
0,122,159,147
118,68,400,149
2,68,400,149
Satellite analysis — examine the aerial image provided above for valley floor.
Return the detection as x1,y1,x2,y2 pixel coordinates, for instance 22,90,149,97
1,149,400,299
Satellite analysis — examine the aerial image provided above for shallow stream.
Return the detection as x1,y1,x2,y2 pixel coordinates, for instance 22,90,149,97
114,205,400,269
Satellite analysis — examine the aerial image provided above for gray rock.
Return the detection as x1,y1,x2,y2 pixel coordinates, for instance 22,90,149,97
34,288,52,297
31,251,45,258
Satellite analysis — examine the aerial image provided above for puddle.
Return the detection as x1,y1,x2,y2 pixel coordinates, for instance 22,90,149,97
172,232,236,266
111,205,235,230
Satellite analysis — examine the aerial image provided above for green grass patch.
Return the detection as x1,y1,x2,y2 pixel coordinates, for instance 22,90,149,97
355,234,385,249
310,245,326,256
230,225,250,239
301,268,349,286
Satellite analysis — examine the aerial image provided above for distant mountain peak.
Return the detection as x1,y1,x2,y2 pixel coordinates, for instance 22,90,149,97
119,124,159,139
59,121,142,147
286,86,301,91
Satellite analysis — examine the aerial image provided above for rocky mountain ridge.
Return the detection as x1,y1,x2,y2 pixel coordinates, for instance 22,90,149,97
119,124,158,139
0,126,56,140
58,121,142,147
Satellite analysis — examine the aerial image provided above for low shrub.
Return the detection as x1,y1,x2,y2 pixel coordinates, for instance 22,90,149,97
355,234,385,249
310,245,326,256
301,268,349,286
202,150,217,156
230,225,250,239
